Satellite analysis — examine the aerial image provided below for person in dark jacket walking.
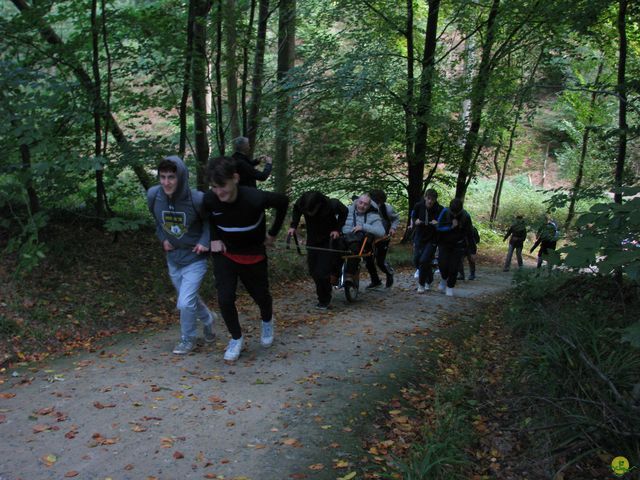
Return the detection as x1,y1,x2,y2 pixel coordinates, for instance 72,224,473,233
288,191,348,309
436,198,473,297
231,136,273,188
203,156,288,363
530,214,559,270
147,156,217,355
503,215,527,271
411,189,444,293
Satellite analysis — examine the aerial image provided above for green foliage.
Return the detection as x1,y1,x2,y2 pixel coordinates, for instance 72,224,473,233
558,188,640,280
392,388,472,480
0,175,48,274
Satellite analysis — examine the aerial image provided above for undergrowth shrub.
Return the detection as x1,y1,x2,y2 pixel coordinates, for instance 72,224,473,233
506,272,640,474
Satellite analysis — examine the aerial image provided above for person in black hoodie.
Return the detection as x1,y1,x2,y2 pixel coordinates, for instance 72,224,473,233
411,189,443,293
436,198,473,297
288,191,348,309
231,136,272,188
203,156,288,363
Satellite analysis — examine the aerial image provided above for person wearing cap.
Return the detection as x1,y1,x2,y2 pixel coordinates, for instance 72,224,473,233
288,191,348,309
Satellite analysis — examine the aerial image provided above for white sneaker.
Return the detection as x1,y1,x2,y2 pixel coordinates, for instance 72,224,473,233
414,269,419,279
446,287,454,297
438,280,446,292
261,319,274,347
223,337,243,362
417,285,425,294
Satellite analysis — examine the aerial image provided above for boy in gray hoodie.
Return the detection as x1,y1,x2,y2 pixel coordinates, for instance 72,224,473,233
147,156,217,355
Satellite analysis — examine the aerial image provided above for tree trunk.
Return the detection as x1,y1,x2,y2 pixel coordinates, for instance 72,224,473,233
91,0,107,219
409,0,440,217
541,142,548,188
404,0,416,210
454,0,500,200
489,137,504,224
274,0,295,194
9,0,154,191
225,0,241,139
241,0,257,136
247,0,270,156
614,0,627,205
192,0,212,190
179,0,195,158
213,0,225,155
566,60,604,228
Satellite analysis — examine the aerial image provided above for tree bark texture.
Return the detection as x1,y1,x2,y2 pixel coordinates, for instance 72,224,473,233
191,0,212,190
454,0,500,200
179,0,196,158
247,0,270,157
274,0,296,194
225,0,241,139
614,0,627,204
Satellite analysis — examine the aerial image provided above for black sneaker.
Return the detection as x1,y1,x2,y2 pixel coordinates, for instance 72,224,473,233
366,281,382,290
385,274,394,288
315,303,330,310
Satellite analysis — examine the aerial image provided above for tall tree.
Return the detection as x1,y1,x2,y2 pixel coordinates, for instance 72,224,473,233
454,0,500,200
179,0,196,158
614,0,627,204
246,0,270,156
274,0,296,194
225,0,241,139
191,0,213,190
91,0,108,218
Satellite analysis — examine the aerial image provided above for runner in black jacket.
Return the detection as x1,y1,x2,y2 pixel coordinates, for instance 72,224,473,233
203,156,288,363
288,191,348,309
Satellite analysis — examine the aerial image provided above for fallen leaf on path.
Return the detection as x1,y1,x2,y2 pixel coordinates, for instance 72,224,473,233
64,471,79,477
41,454,57,466
124,464,134,470
334,460,349,468
93,401,116,409
308,463,324,471
0,415,5,423
173,451,184,459
33,424,51,433
338,473,357,480
0,393,15,399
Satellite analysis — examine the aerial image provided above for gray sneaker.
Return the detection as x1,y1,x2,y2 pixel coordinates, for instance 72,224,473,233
172,338,195,355
261,318,274,347
203,311,217,343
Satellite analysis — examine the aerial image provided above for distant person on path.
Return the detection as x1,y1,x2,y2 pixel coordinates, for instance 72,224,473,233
436,198,473,297
203,156,288,363
503,215,527,271
231,136,273,188
530,214,559,270
288,191,348,309
365,189,400,289
458,224,479,280
341,194,386,288
147,156,216,355
411,189,443,293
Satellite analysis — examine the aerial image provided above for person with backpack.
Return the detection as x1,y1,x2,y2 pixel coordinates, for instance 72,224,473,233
147,156,217,355
530,214,559,269
365,189,400,289
203,156,289,363
503,215,527,271
411,189,444,293
288,191,348,309
458,224,479,280
436,198,473,297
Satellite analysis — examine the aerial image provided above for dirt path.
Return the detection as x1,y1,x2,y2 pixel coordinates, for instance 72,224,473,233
0,267,513,480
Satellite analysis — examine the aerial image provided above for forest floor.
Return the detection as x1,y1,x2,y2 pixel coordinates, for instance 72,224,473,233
0,261,524,480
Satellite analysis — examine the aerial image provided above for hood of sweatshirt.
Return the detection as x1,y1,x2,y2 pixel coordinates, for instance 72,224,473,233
163,155,190,201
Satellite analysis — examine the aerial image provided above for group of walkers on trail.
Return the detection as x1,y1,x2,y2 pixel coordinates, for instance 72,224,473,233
147,142,559,363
